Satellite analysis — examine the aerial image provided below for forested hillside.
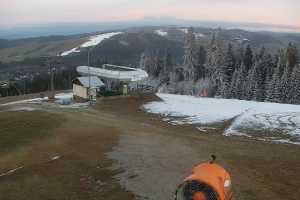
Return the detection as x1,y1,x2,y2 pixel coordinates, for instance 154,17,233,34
1,26,300,103
141,28,300,104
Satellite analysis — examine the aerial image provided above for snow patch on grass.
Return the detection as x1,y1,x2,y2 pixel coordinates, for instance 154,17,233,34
0,166,24,177
50,155,61,161
0,92,74,106
144,93,300,144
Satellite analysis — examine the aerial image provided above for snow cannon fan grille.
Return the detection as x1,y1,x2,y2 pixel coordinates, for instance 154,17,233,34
176,180,219,200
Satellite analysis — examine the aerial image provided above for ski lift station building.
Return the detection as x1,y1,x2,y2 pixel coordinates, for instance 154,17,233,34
72,76,104,101
76,64,148,93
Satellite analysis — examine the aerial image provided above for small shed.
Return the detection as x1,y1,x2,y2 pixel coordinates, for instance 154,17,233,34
72,76,104,101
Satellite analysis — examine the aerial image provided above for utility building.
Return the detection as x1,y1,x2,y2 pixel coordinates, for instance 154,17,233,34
72,76,104,101
76,64,148,94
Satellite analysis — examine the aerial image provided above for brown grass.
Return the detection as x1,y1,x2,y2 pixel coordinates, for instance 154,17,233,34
0,94,300,200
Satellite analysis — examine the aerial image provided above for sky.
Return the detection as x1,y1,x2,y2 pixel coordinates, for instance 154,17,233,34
0,0,299,29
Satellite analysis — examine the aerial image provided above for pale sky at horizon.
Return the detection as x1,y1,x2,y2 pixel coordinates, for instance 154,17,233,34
0,0,299,28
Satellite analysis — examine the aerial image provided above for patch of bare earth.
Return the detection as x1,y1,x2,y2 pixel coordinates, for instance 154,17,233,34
96,95,300,200
0,110,133,200
0,94,300,200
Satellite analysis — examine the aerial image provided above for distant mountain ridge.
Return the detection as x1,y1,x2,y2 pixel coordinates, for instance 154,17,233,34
1,17,299,39
0,26,300,64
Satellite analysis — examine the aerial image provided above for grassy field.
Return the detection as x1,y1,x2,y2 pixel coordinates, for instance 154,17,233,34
0,109,132,200
0,111,63,154
0,95,299,200
0,37,87,62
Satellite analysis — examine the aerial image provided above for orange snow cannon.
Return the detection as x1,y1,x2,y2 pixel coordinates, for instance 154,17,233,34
175,155,233,200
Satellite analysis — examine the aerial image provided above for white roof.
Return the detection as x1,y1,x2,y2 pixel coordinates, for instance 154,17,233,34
76,76,104,88
77,65,148,82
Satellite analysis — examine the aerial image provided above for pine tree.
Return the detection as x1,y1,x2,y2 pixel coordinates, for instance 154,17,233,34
278,44,298,103
195,45,206,80
286,43,299,71
139,52,147,70
231,64,246,99
243,45,253,72
220,43,236,97
160,49,173,83
153,52,163,77
182,27,196,81
288,65,300,104
264,54,276,84
266,61,281,103
252,61,266,101
244,68,255,100
280,67,291,103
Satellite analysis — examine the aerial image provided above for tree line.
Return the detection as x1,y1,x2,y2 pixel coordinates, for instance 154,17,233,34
140,28,300,104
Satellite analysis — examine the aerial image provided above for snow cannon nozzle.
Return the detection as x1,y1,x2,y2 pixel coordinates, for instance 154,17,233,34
210,155,216,164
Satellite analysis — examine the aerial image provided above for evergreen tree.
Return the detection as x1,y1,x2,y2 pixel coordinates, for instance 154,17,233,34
288,65,300,104
266,61,281,103
231,64,246,99
252,61,266,101
243,45,253,72
195,45,206,80
220,43,236,97
160,49,173,83
182,27,196,81
244,68,255,100
139,52,147,70
229,68,238,98
286,43,299,71
278,44,299,103
153,52,163,77
280,67,291,103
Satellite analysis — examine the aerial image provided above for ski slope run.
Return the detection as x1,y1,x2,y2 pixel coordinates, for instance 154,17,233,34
60,32,123,56
143,93,300,145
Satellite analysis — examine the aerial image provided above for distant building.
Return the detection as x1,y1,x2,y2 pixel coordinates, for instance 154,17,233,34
72,76,104,101
76,64,148,93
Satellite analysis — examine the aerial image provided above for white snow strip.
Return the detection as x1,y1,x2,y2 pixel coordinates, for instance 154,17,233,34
0,97,47,106
9,106,36,111
50,155,61,161
0,92,73,106
59,102,89,109
155,30,168,36
60,47,80,56
144,93,300,144
80,32,123,48
0,166,24,177
60,32,123,56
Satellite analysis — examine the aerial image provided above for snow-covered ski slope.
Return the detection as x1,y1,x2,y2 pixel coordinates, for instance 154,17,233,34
144,93,300,144
60,32,123,56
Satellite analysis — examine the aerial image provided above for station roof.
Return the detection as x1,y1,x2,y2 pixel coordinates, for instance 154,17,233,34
77,64,148,82
73,76,104,88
